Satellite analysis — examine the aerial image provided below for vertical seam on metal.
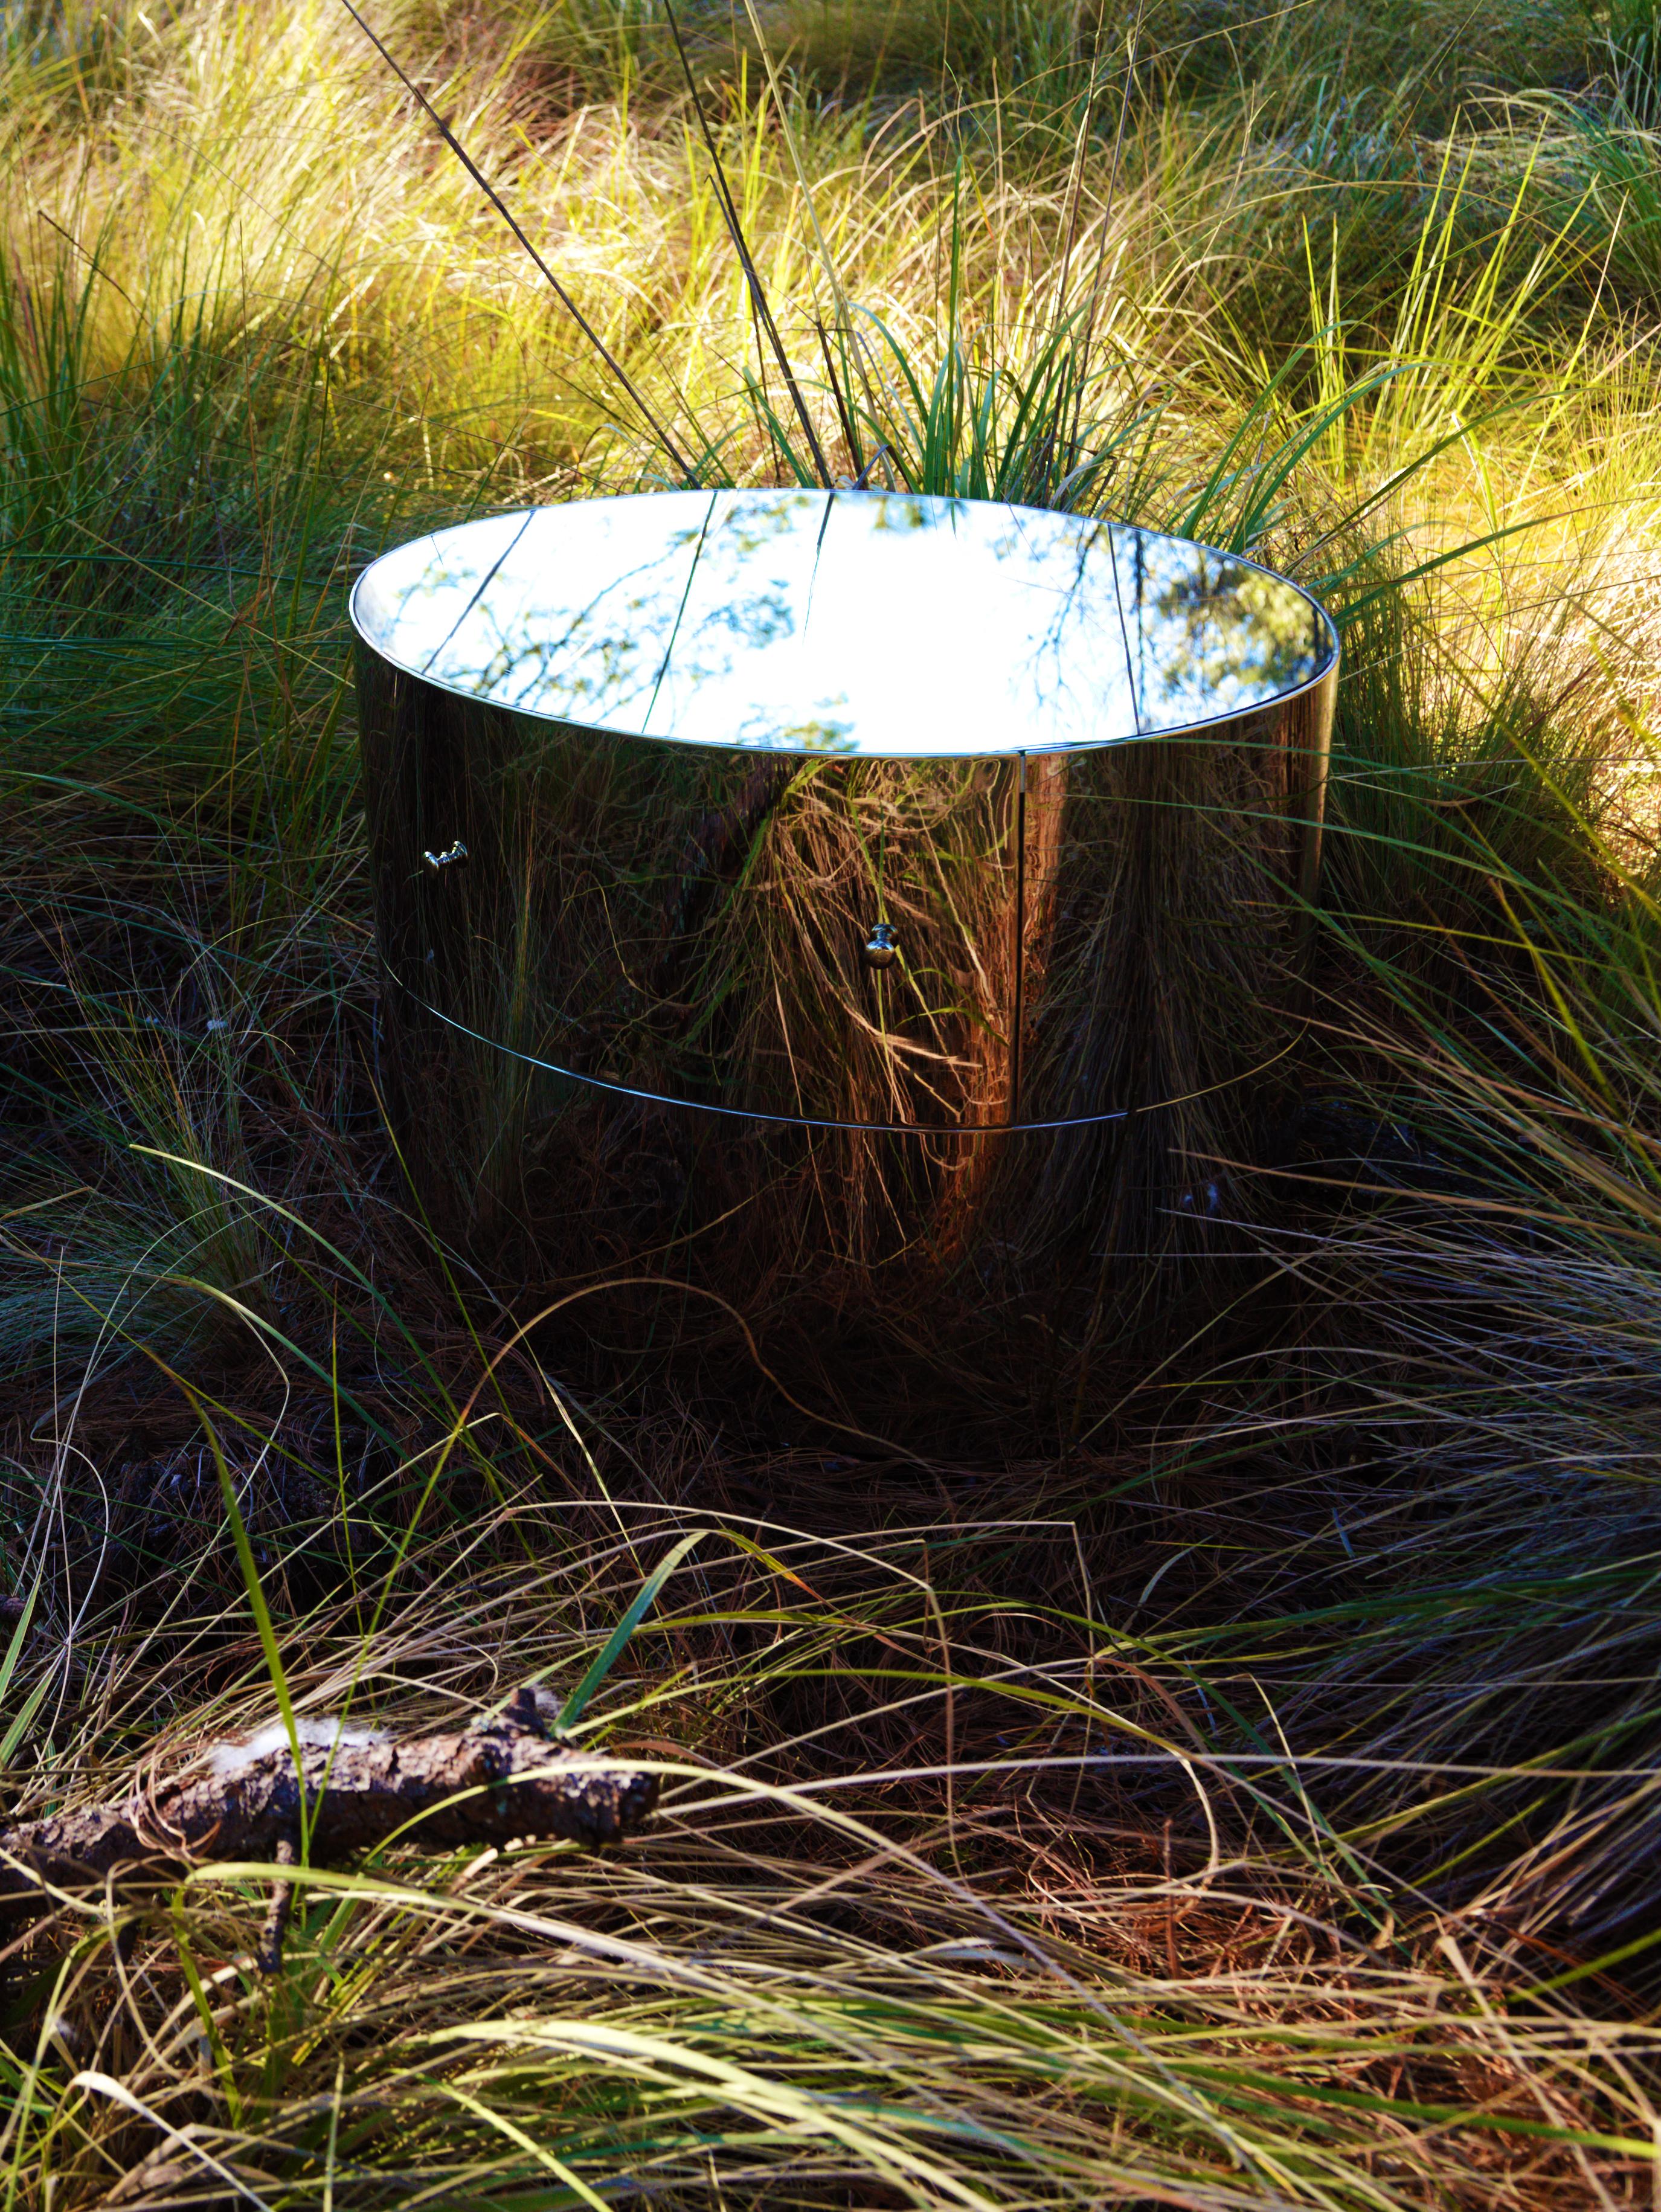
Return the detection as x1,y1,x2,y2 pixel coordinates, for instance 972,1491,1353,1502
1011,750,1027,1128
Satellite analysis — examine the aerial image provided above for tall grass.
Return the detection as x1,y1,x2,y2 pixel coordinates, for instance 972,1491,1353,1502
5,0,1661,2202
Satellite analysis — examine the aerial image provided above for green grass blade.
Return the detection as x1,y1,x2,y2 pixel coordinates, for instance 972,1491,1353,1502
556,1531,709,1734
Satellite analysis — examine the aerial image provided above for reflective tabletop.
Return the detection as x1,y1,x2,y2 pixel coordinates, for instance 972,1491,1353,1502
350,489,1336,759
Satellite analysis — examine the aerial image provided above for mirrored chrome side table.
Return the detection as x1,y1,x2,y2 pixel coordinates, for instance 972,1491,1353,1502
352,489,1337,1397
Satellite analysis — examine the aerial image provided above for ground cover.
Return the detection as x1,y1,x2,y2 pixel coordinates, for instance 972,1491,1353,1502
5,0,1661,2202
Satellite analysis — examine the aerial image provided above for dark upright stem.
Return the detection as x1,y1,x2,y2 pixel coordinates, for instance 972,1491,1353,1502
1011,751,1027,1127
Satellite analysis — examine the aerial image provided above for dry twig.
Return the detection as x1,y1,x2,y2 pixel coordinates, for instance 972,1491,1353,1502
0,1689,658,1970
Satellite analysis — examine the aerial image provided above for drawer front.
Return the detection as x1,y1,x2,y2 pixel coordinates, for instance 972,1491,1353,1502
359,646,1333,1139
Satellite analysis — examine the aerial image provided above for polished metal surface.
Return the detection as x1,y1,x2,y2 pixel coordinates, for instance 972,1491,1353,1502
862,922,901,971
351,490,1334,761
353,490,1339,1326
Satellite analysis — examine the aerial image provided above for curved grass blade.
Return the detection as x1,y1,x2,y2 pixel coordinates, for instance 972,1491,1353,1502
556,1530,709,1734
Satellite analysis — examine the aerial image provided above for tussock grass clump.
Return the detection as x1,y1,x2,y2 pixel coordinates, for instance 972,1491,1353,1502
5,1508,1660,2205
4,0,1661,2201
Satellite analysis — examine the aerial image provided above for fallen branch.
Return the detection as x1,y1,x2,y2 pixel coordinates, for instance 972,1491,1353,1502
0,1688,659,1970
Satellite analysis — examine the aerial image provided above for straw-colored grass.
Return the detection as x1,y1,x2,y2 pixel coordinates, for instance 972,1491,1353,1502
7,0,1661,2202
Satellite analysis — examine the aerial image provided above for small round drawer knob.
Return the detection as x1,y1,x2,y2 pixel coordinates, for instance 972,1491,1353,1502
863,921,899,971
423,839,469,870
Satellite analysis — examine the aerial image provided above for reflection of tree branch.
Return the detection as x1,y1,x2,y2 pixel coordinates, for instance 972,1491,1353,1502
654,757,795,992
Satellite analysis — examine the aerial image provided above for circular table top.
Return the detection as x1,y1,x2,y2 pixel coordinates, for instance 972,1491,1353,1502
350,489,1337,760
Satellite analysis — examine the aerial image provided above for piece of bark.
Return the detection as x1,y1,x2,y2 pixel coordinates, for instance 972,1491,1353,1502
0,1688,659,1916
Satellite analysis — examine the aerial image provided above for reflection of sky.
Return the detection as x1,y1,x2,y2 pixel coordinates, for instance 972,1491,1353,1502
350,490,1335,759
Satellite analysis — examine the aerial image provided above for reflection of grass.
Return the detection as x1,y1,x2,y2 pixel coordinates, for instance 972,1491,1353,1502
6,0,1661,2202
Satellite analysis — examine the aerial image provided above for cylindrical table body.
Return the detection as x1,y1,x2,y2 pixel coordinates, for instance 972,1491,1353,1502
355,637,1336,1394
